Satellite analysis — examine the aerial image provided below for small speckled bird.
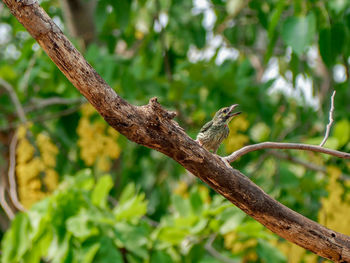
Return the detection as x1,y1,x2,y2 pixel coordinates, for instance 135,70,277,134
196,104,241,153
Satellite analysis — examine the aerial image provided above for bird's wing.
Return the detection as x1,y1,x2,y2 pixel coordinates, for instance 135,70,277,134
199,120,213,133
223,126,230,139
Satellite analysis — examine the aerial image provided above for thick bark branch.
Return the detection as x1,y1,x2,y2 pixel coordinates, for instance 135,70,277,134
2,1,350,261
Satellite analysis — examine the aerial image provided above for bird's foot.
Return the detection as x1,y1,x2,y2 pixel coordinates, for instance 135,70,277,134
195,139,202,145
214,154,232,169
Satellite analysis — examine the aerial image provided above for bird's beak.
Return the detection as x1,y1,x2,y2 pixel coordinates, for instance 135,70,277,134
227,104,241,118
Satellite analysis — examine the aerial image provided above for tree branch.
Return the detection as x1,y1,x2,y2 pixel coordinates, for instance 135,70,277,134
225,142,350,163
320,90,336,147
2,1,350,261
0,78,27,123
7,133,26,211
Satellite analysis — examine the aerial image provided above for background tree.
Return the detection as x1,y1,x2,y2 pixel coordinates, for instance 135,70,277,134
0,0,350,262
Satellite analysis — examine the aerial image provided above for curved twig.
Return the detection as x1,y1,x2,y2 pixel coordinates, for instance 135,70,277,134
8,133,26,211
225,142,350,163
0,78,27,123
205,234,237,263
0,176,15,220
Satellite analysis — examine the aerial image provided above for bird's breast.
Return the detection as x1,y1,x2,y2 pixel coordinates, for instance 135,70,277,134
197,125,229,151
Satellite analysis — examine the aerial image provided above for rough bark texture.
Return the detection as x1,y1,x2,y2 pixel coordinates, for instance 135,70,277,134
2,1,350,261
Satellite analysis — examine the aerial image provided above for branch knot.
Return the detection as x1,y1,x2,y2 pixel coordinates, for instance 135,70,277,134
149,97,176,120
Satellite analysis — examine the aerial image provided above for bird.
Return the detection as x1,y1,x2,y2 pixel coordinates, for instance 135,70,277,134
196,104,241,154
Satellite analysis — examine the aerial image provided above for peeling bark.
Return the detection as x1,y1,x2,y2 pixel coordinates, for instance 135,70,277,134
2,0,350,261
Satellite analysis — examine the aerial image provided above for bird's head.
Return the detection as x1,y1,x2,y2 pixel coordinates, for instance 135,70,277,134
213,104,241,125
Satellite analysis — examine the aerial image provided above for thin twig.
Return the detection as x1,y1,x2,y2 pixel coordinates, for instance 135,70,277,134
0,105,81,131
24,97,85,112
8,133,26,211
224,142,350,163
205,234,238,263
19,52,38,95
320,90,336,147
155,0,172,82
248,152,269,177
267,150,350,181
0,78,27,123
0,176,15,220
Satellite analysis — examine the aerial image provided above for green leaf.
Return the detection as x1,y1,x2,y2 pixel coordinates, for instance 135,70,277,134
268,0,285,39
22,231,52,263
189,190,203,215
333,119,350,147
319,23,346,67
111,0,131,29
67,169,95,190
114,222,149,259
1,213,30,263
172,195,191,217
328,0,349,14
150,250,173,263
279,163,299,188
281,13,316,55
318,28,333,66
47,234,71,263
80,243,100,263
94,236,123,263
257,239,287,263
190,218,208,234
265,0,285,61
119,183,136,204
219,213,245,234
91,175,114,208
190,14,206,49
66,211,99,240
157,226,189,245
114,193,148,221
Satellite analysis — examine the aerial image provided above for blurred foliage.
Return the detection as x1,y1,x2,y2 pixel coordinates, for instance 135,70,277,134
1,0,350,262
1,171,283,262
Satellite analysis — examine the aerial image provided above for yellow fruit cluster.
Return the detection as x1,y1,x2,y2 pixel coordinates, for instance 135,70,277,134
16,125,59,208
77,103,121,171
224,114,249,153
272,239,317,263
173,181,189,198
319,166,350,235
224,231,257,260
